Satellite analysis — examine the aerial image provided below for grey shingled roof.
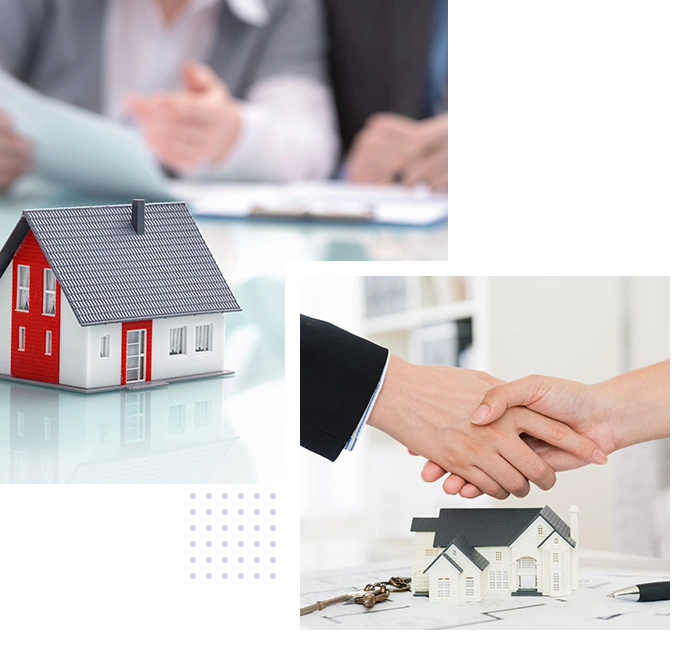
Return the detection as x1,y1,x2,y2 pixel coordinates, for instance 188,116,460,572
411,506,574,549
0,202,240,326
410,517,440,533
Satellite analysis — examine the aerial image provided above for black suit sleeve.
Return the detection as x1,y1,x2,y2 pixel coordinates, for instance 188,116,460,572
300,314,389,461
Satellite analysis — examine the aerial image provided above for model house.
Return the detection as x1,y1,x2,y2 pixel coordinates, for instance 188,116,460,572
411,506,579,602
0,200,241,393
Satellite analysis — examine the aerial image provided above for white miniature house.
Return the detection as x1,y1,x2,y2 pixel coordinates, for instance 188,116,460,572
411,506,579,602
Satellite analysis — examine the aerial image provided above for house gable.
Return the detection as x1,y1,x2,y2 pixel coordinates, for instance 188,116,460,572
509,515,555,550
538,529,574,551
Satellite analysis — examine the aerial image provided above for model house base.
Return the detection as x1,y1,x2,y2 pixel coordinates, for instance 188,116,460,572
0,200,241,392
0,369,235,395
411,506,579,602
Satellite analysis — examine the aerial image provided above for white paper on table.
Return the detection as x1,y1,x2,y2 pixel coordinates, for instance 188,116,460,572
173,180,448,227
0,69,173,199
300,560,670,630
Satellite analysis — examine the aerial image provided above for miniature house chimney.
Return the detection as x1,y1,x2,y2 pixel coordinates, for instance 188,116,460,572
132,199,145,235
569,505,579,591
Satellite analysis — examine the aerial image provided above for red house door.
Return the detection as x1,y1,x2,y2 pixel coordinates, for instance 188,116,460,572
121,321,153,385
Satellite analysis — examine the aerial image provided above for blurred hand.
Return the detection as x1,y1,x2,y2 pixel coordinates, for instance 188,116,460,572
346,113,421,184
347,112,448,192
368,357,606,499
401,114,448,192
125,61,242,172
0,110,33,191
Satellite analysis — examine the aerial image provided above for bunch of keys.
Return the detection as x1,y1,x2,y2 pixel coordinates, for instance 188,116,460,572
300,576,411,616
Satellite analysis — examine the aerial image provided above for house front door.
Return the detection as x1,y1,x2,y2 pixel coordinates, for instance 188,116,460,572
517,557,538,589
121,320,153,385
126,330,147,383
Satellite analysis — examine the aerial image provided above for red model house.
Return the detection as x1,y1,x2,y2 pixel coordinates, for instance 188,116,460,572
0,200,241,393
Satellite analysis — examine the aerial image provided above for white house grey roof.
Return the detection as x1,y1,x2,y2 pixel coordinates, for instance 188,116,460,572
411,506,575,549
0,201,241,326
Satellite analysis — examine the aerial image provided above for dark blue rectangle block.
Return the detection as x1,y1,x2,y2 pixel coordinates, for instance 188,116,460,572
190,493,285,592
449,0,685,260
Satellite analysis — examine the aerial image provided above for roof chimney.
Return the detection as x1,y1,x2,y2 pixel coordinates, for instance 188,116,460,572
132,199,145,235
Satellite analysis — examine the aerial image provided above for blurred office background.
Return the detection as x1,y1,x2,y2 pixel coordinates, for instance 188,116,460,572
300,276,670,572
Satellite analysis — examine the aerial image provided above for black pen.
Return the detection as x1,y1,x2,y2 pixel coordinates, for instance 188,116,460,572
607,581,669,601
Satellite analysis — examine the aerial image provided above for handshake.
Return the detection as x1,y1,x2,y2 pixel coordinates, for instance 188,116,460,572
367,356,669,499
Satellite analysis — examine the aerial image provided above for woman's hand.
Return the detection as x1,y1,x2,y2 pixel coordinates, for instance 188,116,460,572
426,362,669,497
369,357,606,499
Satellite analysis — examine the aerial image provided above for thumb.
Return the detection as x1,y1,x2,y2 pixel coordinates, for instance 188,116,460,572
470,375,546,425
182,61,220,93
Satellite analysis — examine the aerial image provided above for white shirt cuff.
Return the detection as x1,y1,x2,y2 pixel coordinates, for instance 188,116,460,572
344,353,391,451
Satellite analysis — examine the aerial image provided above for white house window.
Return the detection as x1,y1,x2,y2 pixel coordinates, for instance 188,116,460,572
553,552,559,563
424,549,434,557
465,577,475,597
554,537,559,544
195,323,212,353
17,412,25,436
495,551,502,561
503,571,509,588
100,334,110,359
44,417,51,441
537,525,544,535
194,401,211,427
18,327,26,351
437,578,451,598
496,571,502,588
43,269,56,315
553,573,560,591
16,265,29,311
169,327,187,356
489,571,495,588
168,404,186,433
45,330,52,355
451,549,457,556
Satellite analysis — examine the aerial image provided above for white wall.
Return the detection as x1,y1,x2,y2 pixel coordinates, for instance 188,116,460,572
84,323,123,389
151,313,225,380
0,260,12,374
58,292,90,389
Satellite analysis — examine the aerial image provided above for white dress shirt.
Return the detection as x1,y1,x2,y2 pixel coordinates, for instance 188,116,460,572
104,0,339,180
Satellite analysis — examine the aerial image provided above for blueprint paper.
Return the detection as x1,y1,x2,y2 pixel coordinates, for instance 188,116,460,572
300,560,669,630
0,69,173,199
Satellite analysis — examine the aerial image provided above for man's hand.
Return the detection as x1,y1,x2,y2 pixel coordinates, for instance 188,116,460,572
125,62,242,173
0,110,33,191
401,114,448,192
346,112,448,191
368,357,607,499
346,113,421,185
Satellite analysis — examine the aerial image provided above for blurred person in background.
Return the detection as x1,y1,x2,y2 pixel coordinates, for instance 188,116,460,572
0,0,339,191
325,0,448,192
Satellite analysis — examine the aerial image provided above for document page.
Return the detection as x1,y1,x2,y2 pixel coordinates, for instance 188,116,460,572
0,70,173,199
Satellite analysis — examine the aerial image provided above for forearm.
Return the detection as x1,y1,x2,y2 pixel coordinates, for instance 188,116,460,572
368,355,493,451
592,360,670,449
192,76,340,182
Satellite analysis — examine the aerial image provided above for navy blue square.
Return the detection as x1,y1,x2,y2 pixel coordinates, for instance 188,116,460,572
190,493,285,592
